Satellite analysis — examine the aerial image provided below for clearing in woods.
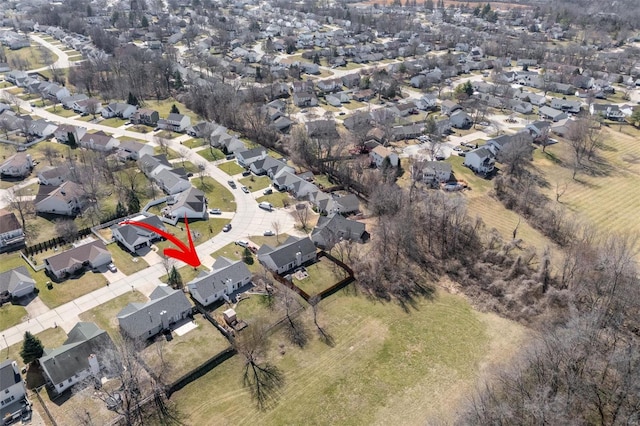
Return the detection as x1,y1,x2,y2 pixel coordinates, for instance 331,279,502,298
169,286,528,425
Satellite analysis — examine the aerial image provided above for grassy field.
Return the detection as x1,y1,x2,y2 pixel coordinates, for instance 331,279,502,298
106,244,150,276
170,287,528,425
143,99,200,122
238,175,271,192
78,291,148,339
192,177,236,211
140,317,230,384
6,45,57,70
0,303,28,330
217,161,245,176
197,147,226,162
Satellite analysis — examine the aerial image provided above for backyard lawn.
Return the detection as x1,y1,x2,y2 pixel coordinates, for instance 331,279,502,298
140,317,230,384
144,99,200,122
193,177,236,212
106,244,150,276
197,147,226,162
78,291,148,339
217,161,245,176
170,287,528,425
0,304,27,330
238,175,271,192
292,257,347,295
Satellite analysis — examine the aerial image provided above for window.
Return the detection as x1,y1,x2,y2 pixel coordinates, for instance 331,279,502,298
59,384,63,388
68,379,72,383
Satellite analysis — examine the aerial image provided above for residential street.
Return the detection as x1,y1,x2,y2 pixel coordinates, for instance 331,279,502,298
28,34,78,71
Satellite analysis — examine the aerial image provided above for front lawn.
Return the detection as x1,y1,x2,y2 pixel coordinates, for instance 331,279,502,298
154,219,227,253
154,146,180,160
217,161,245,176
0,304,27,330
100,117,127,128
106,244,150,276
182,138,206,149
129,125,153,134
46,107,77,118
159,264,209,284
155,130,180,139
197,147,226,162
210,242,261,274
238,175,271,192
192,177,236,212
78,291,148,339
248,233,291,248
256,191,292,208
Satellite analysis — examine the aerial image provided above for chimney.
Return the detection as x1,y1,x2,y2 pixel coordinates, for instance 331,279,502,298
160,310,168,329
295,251,302,266
88,354,100,376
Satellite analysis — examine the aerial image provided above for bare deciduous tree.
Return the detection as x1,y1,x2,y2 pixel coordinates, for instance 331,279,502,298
55,219,78,244
293,203,311,232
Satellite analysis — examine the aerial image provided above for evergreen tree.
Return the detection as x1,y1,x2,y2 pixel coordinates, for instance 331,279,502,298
170,104,180,114
255,66,262,81
168,266,183,289
243,247,254,265
20,332,44,365
127,92,139,106
313,53,320,65
173,71,183,89
141,15,149,28
116,200,127,217
67,132,77,148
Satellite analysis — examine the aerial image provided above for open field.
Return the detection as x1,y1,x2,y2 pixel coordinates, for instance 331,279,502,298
169,286,528,425
0,303,27,330
140,317,230,384
78,291,148,338
6,45,58,70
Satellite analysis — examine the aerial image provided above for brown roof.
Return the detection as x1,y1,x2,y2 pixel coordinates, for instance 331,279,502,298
44,240,109,273
0,209,21,233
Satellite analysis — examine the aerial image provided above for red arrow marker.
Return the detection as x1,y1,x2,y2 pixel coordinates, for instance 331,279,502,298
121,214,202,267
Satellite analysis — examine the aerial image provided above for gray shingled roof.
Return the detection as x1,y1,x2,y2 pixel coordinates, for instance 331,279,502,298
0,266,34,295
311,214,365,248
0,360,20,391
0,209,21,234
44,240,109,273
117,285,192,339
39,322,116,386
187,257,251,304
257,236,316,270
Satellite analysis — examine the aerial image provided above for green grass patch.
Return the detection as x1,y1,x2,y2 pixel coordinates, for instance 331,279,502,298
100,117,127,128
238,175,271,192
209,242,261,273
197,147,226,162
182,138,205,149
313,174,332,188
0,304,28,330
256,191,292,208
155,130,179,139
76,114,96,122
153,146,180,160
78,291,148,339
129,124,153,134
159,264,209,284
248,233,291,248
46,106,77,118
106,244,150,276
155,219,225,253
171,287,527,425
217,161,245,176
193,177,236,212
140,317,230,384
0,81,13,88
6,46,58,70
144,98,199,123
292,257,347,295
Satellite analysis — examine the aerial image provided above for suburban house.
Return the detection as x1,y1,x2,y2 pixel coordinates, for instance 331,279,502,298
54,124,87,144
0,153,33,178
450,110,473,129
0,210,25,250
292,92,318,108
309,192,360,215
589,104,625,121
130,108,159,127
187,257,252,306
539,106,568,122
72,98,103,115
236,147,268,168
550,118,574,136
37,166,71,186
211,133,246,154
422,161,453,183
311,214,366,249
155,168,191,195
44,240,112,280
250,156,294,178
117,285,192,340
526,120,552,141
416,93,438,110
0,360,29,423
111,215,166,253
60,94,88,109
162,187,207,221
39,322,118,395
369,145,399,167
257,236,317,274
35,182,86,216
28,119,58,137
116,139,154,161
101,102,137,119
138,154,172,178
0,267,34,302
441,100,462,116
158,113,191,132
187,121,215,138
79,131,120,152
464,147,495,175
550,98,581,114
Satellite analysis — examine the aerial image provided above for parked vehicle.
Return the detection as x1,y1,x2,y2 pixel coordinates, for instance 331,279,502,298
263,188,273,195
209,208,222,215
241,186,250,193
259,202,273,211
228,180,236,189
107,263,117,273
223,224,232,232
235,240,249,248
242,170,251,177
263,230,274,236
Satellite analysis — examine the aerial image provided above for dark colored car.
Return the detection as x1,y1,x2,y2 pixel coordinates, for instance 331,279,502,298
223,224,232,232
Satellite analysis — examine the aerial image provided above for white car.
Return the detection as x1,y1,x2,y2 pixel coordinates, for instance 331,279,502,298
209,208,222,215
235,240,250,248
264,230,274,236
107,263,117,273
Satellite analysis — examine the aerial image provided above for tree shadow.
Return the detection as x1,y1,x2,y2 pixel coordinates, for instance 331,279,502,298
243,362,285,411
